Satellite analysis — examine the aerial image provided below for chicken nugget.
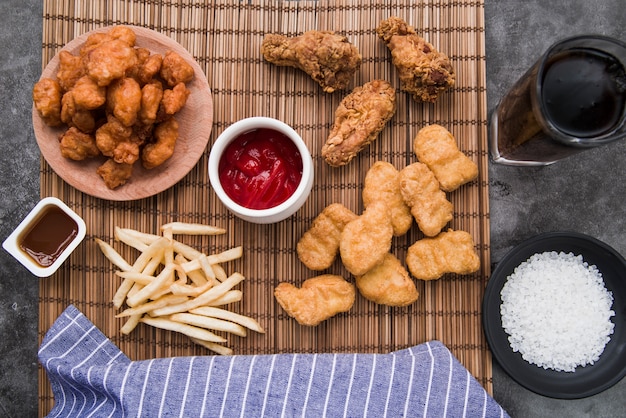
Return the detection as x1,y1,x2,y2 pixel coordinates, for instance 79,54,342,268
261,30,361,93
59,127,100,160
406,229,480,280
339,201,393,276
33,78,63,127
297,203,358,271
160,50,194,87
142,117,179,169
139,81,163,125
322,80,396,167
108,25,136,47
362,161,412,236
274,275,355,326
356,253,419,307
72,75,106,110
86,39,138,87
56,50,85,92
61,91,96,133
376,16,454,103
95,115,140,164
160,82,190,117
413,124,478,192
399,162,453,237
96,158,134,190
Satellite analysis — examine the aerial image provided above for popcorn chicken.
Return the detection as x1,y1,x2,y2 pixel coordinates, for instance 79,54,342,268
142,117,179,169
339,201,393,276
274,275,355,326
356,253,419,307
406,229,480,280
59,127,100,161
297,203,358,271
32,78,63,127
413,124,478,192
399,162,453,237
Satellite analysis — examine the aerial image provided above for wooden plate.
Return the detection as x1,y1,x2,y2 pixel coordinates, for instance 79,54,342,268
32,26,213,201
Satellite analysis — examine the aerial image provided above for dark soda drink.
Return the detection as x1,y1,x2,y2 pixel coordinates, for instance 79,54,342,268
490,36,626,165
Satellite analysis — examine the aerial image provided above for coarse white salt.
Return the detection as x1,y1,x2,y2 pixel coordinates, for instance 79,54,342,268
500,251,615,372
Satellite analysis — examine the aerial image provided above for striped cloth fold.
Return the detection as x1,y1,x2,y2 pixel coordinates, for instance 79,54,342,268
39,305,508,418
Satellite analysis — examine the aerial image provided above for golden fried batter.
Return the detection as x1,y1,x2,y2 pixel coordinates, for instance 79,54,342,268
362,161,412,236
399,162,453,237
322,80,396,167
95,115,140,164
142,117,179,169
139,81,163,125
72,75,106,110
406,229,480,281
261,30,361,93
339,201,393,276
413,124,478,192
60,91,96,133
160,82,190,117
136,53,163,85
297,203,358,271
56,50,85,92
160,50,194,87
33,78,63,127
356,253,419,307
96,158,134,190
86,39,138,87
274,275,355,326
108,25,136,47
107,77,142,127
376,16,454,103
59,127,100,160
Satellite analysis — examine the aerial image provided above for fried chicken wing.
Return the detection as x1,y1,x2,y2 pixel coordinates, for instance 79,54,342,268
297,203,358,271
406,229,480,281
96,158,134,190
413,124,478,192
274,275,355,326
86,39,138,87
160,50,194,87
322,80,396,167
355,253,419,307
376,16,454,103
141,117,179,169
56,50,86,92
107,77,142,127
261,30,361,93
362,161,412,236
399,162,453,237
72,75,106,110
59,127,100,160
339,201,393,276
33,78,63,127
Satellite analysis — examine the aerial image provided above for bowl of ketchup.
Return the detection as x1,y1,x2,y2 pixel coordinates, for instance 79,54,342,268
208,117,313,223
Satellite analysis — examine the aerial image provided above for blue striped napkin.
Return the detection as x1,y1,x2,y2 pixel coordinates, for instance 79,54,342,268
39,305,508,417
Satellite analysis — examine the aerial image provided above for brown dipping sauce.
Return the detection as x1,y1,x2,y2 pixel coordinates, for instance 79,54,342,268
19,205,79,267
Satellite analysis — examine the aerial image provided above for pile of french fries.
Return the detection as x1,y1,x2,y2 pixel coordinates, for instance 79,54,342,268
95,222,264,355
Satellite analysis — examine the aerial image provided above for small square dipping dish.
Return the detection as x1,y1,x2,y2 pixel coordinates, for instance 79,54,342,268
2,197,86,277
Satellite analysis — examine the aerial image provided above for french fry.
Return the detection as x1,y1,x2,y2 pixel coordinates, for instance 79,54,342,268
190,337,233,356
140,316,226,343
95,238,133,271
120,314,142,335
170,313,247,337
114,226,150,252
170,280,213,297
161,222,227,235
115,271,154,286
116,294,189,318
127,264,175,307
208,290,243,306
189,306,265,333
180,247,243,273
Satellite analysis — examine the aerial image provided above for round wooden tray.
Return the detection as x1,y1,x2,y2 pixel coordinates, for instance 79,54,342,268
32,26,213,201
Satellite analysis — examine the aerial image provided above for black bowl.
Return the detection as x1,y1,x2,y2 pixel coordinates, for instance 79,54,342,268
483,231,626,399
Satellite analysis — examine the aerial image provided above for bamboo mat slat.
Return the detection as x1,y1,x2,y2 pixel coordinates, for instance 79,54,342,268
38,0,491,415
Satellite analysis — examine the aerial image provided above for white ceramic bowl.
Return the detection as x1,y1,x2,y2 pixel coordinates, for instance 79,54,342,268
208,117,313,224
2,197,86,277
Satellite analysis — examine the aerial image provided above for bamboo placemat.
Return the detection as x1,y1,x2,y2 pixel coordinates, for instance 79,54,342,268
38,0,490,414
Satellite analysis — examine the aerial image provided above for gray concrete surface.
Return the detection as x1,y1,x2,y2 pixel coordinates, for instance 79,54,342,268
0,0,624,417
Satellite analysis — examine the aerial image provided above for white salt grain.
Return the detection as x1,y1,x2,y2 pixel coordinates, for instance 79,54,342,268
500,251,614,372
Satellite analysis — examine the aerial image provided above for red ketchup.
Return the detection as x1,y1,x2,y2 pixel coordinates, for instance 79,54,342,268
218,128,303,210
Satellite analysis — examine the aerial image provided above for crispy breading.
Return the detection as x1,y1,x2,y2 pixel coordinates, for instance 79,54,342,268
322,80,396,167
71,75,107,110
106,77,142,127
339,201,393,276
297,203,358,271
413,124,478,192
274,275,355,326
96,158,134,190
32,78,63,127
142,117,179,169
362,161,412,236
59,127,100,161
406,229,480,280
261,30,361,93
399,162,453,237
160,50,195,87
376,16,454,103
356,253,419,306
